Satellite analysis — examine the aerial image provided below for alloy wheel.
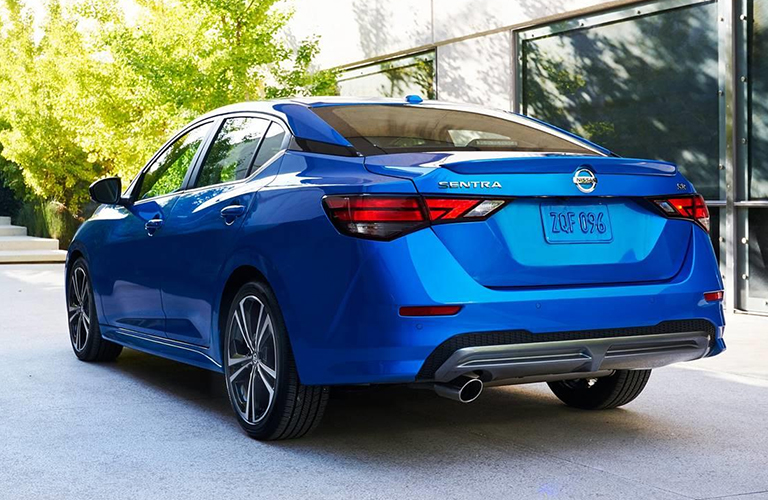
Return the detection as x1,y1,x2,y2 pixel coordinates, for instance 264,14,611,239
68,267,91,352
227,295,278,424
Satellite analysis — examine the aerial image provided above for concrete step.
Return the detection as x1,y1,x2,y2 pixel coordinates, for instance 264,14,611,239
0,216,10,226
0,236,60,251
0,249,67,263
0,225,27,236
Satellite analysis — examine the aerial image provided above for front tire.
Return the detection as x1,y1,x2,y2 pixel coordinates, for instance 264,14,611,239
223,281,328,440
547,370,651,410
67,258,123,362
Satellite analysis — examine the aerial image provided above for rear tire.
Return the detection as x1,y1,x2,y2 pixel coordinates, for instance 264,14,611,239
67,258,123,362
223,281,329,440
547,370,651,410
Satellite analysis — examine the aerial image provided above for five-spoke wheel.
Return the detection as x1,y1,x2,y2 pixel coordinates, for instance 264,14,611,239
223,281,329,440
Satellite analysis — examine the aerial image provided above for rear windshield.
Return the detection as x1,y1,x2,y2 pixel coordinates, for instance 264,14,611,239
310,105,597,156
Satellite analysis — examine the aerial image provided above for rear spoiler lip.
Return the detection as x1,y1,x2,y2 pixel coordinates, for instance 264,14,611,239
364,153,678,177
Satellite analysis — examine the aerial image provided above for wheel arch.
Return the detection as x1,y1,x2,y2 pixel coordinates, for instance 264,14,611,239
216,264,269,363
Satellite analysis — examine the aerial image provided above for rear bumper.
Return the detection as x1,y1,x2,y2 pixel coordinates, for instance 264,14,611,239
420,320,718,383
276,223,725,386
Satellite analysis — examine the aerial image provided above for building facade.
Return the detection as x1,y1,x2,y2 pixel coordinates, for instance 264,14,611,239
288,0,768,315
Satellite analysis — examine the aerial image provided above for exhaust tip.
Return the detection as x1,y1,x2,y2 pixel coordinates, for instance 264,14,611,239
458,378,483,403
432,375,484,403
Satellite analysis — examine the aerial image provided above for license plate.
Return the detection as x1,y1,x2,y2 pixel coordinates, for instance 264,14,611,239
541,203,613,243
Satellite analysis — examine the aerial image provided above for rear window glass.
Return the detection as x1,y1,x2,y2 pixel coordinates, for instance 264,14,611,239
310,105,597,155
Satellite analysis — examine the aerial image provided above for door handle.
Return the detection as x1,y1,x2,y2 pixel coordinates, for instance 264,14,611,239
145,218,164,236
220,204,246,225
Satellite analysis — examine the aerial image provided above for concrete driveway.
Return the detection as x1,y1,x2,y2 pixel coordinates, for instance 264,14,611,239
1,264,767,500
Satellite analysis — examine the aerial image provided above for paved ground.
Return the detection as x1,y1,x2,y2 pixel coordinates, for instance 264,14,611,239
1,264,767,500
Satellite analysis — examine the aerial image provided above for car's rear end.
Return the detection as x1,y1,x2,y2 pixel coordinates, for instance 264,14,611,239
280,100,725,405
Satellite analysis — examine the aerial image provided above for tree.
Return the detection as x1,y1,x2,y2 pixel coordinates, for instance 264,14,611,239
0,0,337,214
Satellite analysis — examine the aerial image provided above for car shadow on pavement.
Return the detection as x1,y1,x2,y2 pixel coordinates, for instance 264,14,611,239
96,348,678,459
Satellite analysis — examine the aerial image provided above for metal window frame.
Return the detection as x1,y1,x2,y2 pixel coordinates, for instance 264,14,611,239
511,0,762,313
337,50,438,99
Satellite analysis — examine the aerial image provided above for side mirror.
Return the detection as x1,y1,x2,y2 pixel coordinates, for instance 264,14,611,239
89,177,125,206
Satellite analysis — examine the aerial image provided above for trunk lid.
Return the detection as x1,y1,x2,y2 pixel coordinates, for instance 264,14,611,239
365,152,694,288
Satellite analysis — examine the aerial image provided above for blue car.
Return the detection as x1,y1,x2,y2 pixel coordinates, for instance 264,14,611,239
68,97,725,440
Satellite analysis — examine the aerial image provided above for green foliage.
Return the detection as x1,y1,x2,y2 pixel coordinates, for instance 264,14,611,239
14,199,81,248
0,0,337,215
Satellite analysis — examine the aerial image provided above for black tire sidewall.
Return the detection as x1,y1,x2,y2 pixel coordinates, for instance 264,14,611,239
223,281,294,438
548,370,651,410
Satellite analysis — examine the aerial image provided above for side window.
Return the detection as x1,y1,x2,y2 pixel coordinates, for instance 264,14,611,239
196,117,270,189
139,124,212,200
249,122,287,174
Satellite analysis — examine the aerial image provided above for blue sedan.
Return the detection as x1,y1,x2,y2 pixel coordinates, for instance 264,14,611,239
67,97,726,439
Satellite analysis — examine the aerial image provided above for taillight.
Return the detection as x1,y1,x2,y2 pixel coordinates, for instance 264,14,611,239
323,195,507,240
651,194,710,232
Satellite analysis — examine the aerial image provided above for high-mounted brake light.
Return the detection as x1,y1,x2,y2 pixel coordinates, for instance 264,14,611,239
323,195,508,240
652,194,710,232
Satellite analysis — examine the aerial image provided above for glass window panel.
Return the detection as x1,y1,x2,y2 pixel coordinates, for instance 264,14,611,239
250,122,287,173
749,0,768,199
139,123,212,200
522,2,720,199
338,52,436,99
196,117,269,189
748,209,768,299
311,105,596,155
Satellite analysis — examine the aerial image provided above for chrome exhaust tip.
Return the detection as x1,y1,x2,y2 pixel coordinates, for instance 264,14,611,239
433,375,484,403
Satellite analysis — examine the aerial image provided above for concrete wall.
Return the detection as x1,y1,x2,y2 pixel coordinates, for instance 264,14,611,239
286,0,633,109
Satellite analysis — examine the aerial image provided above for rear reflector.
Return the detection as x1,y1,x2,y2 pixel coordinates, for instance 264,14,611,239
324,195,508,240
399,305,463,316
704,290,724,302
652,194,710,232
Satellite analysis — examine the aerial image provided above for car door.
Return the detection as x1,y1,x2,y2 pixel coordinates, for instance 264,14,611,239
157,116,288,346
96,121,214,338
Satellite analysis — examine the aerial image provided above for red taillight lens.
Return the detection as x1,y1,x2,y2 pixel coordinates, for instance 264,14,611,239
325,196,425,222
324,195,507,240
400,305,463,316
652,194,710,232
323,196,427,240
704,290,724,302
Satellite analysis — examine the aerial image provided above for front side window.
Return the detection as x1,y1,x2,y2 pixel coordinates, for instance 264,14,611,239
139,123,212,200
196,117,270,189
310,105,596,155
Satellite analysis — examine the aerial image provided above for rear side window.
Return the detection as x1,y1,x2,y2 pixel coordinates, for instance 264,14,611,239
196,117,270,188
310,105,597,155
250,122,287,172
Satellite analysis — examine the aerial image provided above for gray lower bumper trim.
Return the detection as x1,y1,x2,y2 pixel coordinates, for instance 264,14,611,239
433,331,711,383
